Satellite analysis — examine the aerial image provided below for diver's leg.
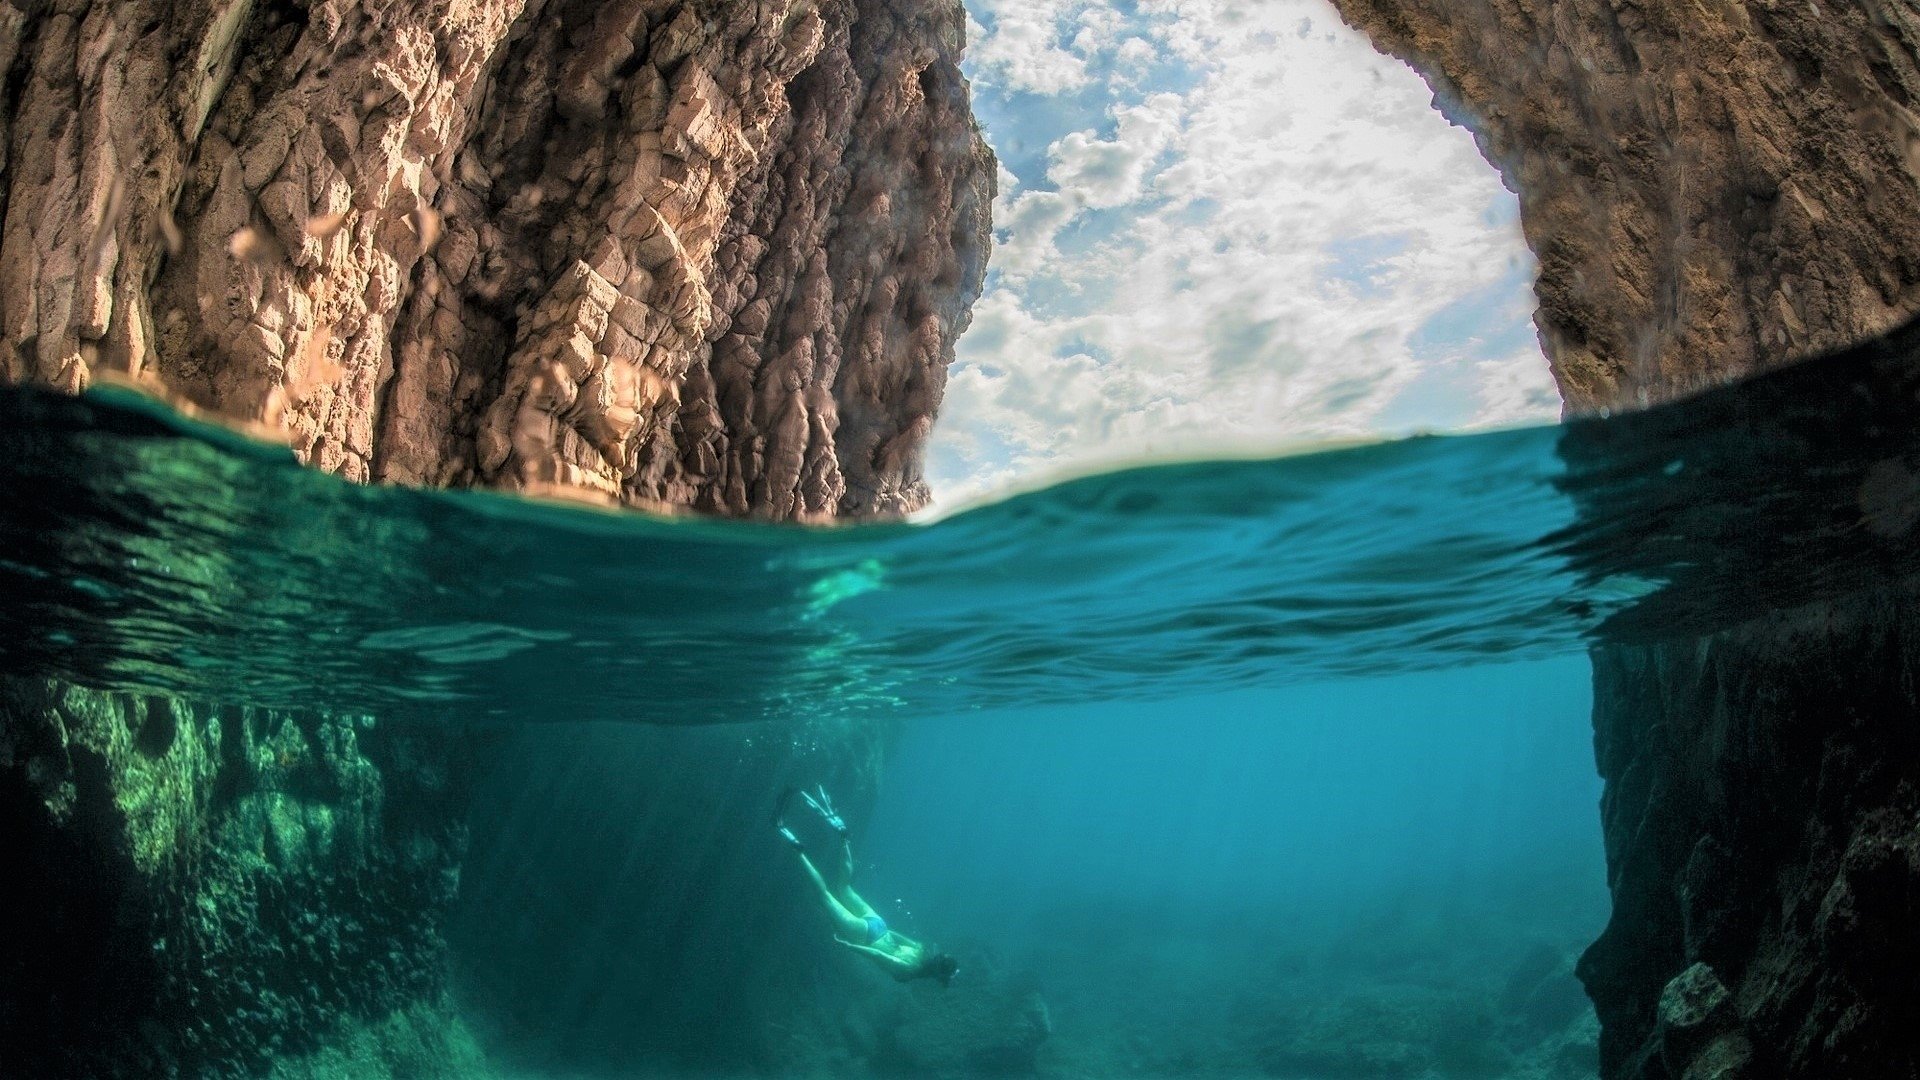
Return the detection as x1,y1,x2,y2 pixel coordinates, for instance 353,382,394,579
794,849,869,939
797,788,877,926
840,888,880,922
832,837,880,919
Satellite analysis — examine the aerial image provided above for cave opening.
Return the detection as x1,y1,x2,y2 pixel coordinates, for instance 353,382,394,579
926,0,1556,505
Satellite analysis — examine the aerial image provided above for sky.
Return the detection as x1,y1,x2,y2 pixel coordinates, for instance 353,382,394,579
924,0,1561,506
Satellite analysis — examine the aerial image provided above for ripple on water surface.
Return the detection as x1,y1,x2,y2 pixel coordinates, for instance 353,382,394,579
5,321,1920,723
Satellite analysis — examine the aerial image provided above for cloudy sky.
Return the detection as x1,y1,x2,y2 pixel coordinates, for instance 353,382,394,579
923,0,1561,506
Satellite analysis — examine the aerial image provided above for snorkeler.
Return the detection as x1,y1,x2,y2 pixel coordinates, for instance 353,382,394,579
777,785,960,987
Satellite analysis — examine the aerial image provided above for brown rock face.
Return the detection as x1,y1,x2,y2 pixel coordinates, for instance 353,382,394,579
0,0,993,520
1332,0,1920,413
1328,2,1920,1078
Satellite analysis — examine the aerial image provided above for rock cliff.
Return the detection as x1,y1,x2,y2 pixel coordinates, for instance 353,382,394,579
0,0,992,519
1328,1,1920,1077
1333,0,1920,414
1582,596,1920,1080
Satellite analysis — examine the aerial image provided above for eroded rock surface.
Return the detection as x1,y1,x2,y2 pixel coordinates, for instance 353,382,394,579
0,0,992,519
1326,3,1920,1078
1333,0,1920,413
1582,595,1920,1080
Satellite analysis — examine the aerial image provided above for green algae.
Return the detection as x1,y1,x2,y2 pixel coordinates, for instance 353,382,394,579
262,999,493,1080
40,683,221,877
3,677,470,1077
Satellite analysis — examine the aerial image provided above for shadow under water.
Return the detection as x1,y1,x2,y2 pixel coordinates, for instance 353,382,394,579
5,319,1920,723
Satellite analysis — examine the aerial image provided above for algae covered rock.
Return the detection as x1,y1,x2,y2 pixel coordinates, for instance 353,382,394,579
0,678,471,1078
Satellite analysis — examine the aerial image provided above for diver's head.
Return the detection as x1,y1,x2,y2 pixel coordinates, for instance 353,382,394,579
918,951,960,987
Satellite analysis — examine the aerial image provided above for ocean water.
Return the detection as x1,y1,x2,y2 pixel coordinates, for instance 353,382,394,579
5,321,1920,1077
450,662,1606,1080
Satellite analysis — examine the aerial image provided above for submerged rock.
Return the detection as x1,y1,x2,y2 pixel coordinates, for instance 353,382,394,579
1578,592,1920,1080
0,678,471,1078
1654,963,1734,1071
1503,943,1595,1055
1257,990,1516,1080
864,972,1052,1079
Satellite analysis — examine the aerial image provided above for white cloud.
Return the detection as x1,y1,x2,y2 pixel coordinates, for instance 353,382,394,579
968,0,1093,95
1112,37,1156,79
1471,347,1563,428
1045,93,1184,209
934,0,1557,506
991,190,1077,279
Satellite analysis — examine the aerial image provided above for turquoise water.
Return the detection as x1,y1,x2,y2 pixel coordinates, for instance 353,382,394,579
5,326,1920,1077
859,665,1607,1077
454,662,1605,1079
1,386,1587,723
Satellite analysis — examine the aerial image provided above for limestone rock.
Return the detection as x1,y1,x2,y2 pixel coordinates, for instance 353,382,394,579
862,968,1052,1079
1655,963,1733,1071
0,678,473,1078
1574,588,1920,1080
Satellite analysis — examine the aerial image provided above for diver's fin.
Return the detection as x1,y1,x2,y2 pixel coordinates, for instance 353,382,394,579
777,824,804,851
802,785,849,836
773,786,799,825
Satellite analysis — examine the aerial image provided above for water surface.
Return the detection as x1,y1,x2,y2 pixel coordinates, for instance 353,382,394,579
4,322,1918,722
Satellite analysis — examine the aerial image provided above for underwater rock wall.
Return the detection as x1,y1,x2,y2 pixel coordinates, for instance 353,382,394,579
0,0,993,520
1328,1,1920,1076
0,678,477,1077
1580,595,1920,1079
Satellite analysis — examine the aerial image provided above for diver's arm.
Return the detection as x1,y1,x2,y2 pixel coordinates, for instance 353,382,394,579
835,936,914,973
